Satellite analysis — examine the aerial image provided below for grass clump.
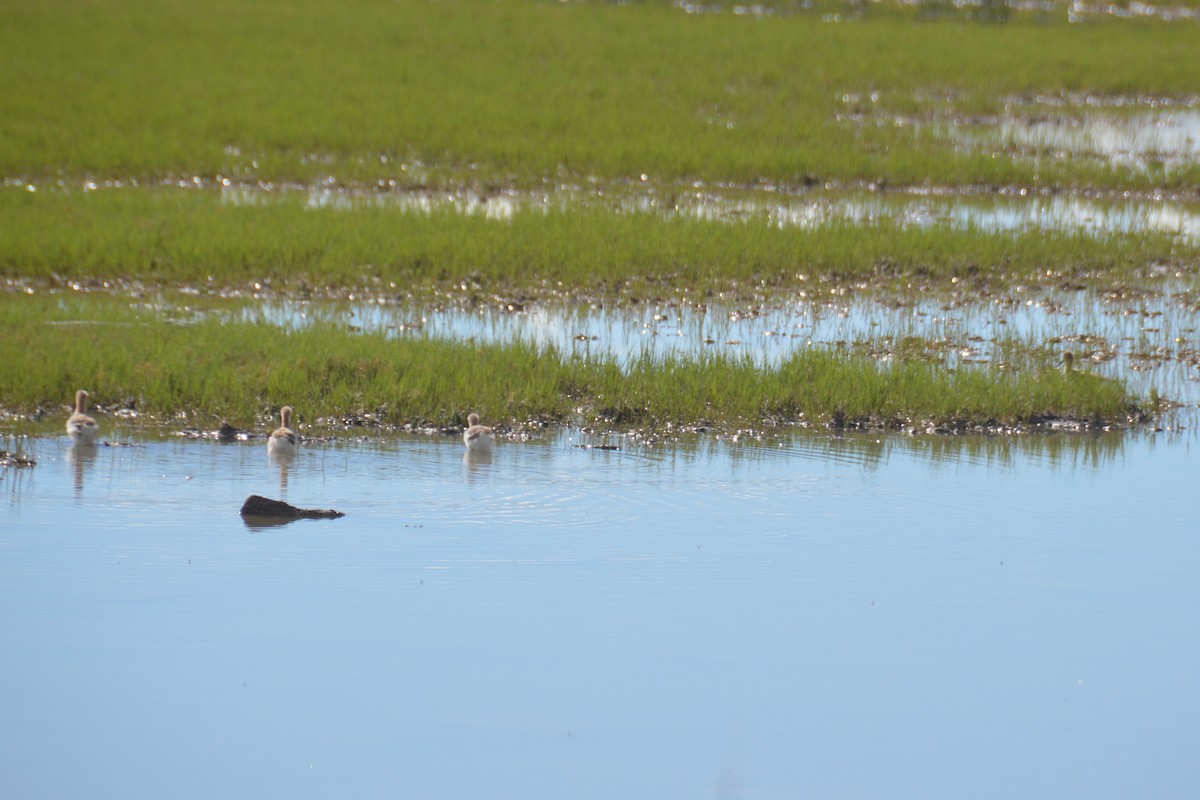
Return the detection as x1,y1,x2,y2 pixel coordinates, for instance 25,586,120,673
0,295,1141,431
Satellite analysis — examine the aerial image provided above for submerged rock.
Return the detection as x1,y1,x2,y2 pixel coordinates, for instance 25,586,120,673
177,423,254,441
1,450,37,468
218,422,246,441
239,494,344,520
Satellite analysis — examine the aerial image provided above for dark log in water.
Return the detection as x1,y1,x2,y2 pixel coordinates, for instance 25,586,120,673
239,494,344,520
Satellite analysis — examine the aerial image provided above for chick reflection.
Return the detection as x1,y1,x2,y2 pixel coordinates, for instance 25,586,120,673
270,450,294,495
463,446,493,478
66,441,99,495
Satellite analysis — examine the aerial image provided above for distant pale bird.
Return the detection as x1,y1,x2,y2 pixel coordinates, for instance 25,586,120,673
268,406,298,458
463,412,494,452
66,389,99,444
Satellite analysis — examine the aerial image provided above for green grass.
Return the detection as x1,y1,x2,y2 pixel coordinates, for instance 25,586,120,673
0,1,1189,432
0,294,1141,430
3,0,1200,190
2,186,1193,297
3,0,1197,300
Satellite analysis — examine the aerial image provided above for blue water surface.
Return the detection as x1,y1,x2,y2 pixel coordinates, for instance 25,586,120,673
1,427,1196,799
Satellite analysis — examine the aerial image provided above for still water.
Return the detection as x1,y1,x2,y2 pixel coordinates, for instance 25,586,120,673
2,426,1197,799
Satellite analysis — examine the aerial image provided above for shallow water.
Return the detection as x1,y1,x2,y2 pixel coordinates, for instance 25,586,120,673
256,182,1200,243
950,109,1200,175
2,427,1198,799
245,280,1200,411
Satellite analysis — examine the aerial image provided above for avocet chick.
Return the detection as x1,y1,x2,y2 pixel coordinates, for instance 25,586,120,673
66,389,99,445
463,412,494,452
1063,350,1075,375
267,406,298,458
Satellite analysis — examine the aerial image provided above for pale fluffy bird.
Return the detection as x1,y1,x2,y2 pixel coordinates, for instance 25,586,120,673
463,412,494,452
66,389,99,445
267,406,298,458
